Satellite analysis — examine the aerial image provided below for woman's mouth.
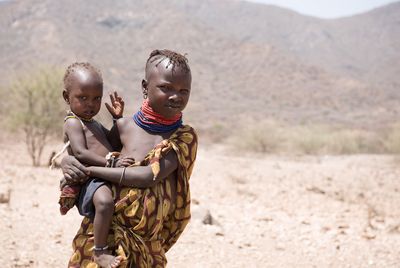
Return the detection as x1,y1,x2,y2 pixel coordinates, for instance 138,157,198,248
169,106,180,109
167,104,182,109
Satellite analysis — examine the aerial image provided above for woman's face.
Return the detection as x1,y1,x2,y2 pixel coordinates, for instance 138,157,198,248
143,59,191,119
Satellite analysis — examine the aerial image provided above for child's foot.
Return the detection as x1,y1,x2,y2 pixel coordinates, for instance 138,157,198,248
94,251,122,268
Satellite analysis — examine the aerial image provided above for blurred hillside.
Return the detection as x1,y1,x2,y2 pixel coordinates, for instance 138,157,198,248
0,0,399,133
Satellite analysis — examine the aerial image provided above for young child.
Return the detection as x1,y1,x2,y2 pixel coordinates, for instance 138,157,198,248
59,62,127,268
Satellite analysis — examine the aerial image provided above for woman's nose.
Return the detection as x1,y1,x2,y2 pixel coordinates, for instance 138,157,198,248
169,93,181,102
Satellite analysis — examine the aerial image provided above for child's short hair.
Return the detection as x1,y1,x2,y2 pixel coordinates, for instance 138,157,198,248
147,49,190,74
63,62,103,91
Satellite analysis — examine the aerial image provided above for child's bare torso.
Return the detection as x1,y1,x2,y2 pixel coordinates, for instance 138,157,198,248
118,118,177,211
65,120,113,158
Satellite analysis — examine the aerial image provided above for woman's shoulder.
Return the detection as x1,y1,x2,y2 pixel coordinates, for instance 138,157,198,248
171,124,198,144
178,124,197,135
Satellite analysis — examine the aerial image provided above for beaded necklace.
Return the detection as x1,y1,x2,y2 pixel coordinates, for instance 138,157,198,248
65,110,94,123
133,100,182,133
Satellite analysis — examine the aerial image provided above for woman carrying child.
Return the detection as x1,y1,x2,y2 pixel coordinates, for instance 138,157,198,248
62,49,198,268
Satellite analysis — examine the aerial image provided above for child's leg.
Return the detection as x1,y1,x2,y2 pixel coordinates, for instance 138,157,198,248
92,185,121,268
93,185,114,247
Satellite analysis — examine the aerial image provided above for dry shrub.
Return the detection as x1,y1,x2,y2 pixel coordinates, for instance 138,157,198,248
287,125,330,154
228,120,283,153
195,122,230,145
206,122,227,144
383,123,400,154
289,126,382,154
227,120,387,155
7,67,64,166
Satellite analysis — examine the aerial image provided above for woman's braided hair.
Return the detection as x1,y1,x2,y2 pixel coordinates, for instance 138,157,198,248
147,49,190,74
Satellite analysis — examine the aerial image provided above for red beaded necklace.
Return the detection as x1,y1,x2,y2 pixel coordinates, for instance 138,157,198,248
132,100,183,133
140,100,181,124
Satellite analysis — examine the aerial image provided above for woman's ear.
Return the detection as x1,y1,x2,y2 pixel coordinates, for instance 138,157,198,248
141,79,148,99
141,79,147,90
62,90,70,104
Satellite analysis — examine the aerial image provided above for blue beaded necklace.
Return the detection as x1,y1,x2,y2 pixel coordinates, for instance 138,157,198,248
133,101,183,133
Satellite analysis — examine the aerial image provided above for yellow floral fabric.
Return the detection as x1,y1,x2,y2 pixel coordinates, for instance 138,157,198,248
68,125,198,268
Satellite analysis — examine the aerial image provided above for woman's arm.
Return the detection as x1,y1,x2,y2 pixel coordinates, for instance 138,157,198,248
61,155,90,183
88,150,179,188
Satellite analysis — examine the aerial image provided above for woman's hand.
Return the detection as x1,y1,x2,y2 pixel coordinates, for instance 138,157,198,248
61,155,90,184
105,91,124,119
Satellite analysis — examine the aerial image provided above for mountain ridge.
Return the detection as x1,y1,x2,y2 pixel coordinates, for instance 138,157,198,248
0,0,398,131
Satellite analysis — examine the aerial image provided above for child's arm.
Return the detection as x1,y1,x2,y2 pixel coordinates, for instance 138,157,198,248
64,119,107,166
104,91,124,150
101,123,122,151
105,91,124,120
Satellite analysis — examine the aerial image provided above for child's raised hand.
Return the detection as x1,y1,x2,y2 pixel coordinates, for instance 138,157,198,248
105,91,124,119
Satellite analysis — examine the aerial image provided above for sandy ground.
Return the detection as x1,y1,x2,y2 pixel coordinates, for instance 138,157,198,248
1,142,400,267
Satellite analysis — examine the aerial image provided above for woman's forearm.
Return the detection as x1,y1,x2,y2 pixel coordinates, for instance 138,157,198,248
88,166,156,188
88,150,179,188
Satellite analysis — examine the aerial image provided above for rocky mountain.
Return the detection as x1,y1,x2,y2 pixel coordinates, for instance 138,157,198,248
0,0,399,131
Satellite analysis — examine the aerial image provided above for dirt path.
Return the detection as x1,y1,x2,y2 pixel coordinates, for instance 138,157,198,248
1,142,400,267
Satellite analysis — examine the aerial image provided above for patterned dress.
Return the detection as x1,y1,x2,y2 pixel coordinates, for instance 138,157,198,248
68,125,198,268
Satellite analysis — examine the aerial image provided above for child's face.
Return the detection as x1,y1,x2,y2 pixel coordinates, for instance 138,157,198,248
63,70,103,120
144,59,191,118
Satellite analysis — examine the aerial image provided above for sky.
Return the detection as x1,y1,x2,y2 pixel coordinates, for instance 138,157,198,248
245,0,399,18
0,0,397,18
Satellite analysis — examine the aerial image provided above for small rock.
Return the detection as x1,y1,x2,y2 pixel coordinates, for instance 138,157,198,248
306,186,325,195
362,226,376,240
202,210,214,225
259,216,273,222
0,187,11,204
275,242,285,251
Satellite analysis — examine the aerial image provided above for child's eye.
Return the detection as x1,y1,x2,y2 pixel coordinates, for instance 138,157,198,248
79,96,87,100
95,97,102,101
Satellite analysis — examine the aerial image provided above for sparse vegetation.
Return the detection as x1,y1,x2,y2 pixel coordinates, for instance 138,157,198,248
224,120,397,155
227,120,284,153
383,123,400,154
7,67,64,166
